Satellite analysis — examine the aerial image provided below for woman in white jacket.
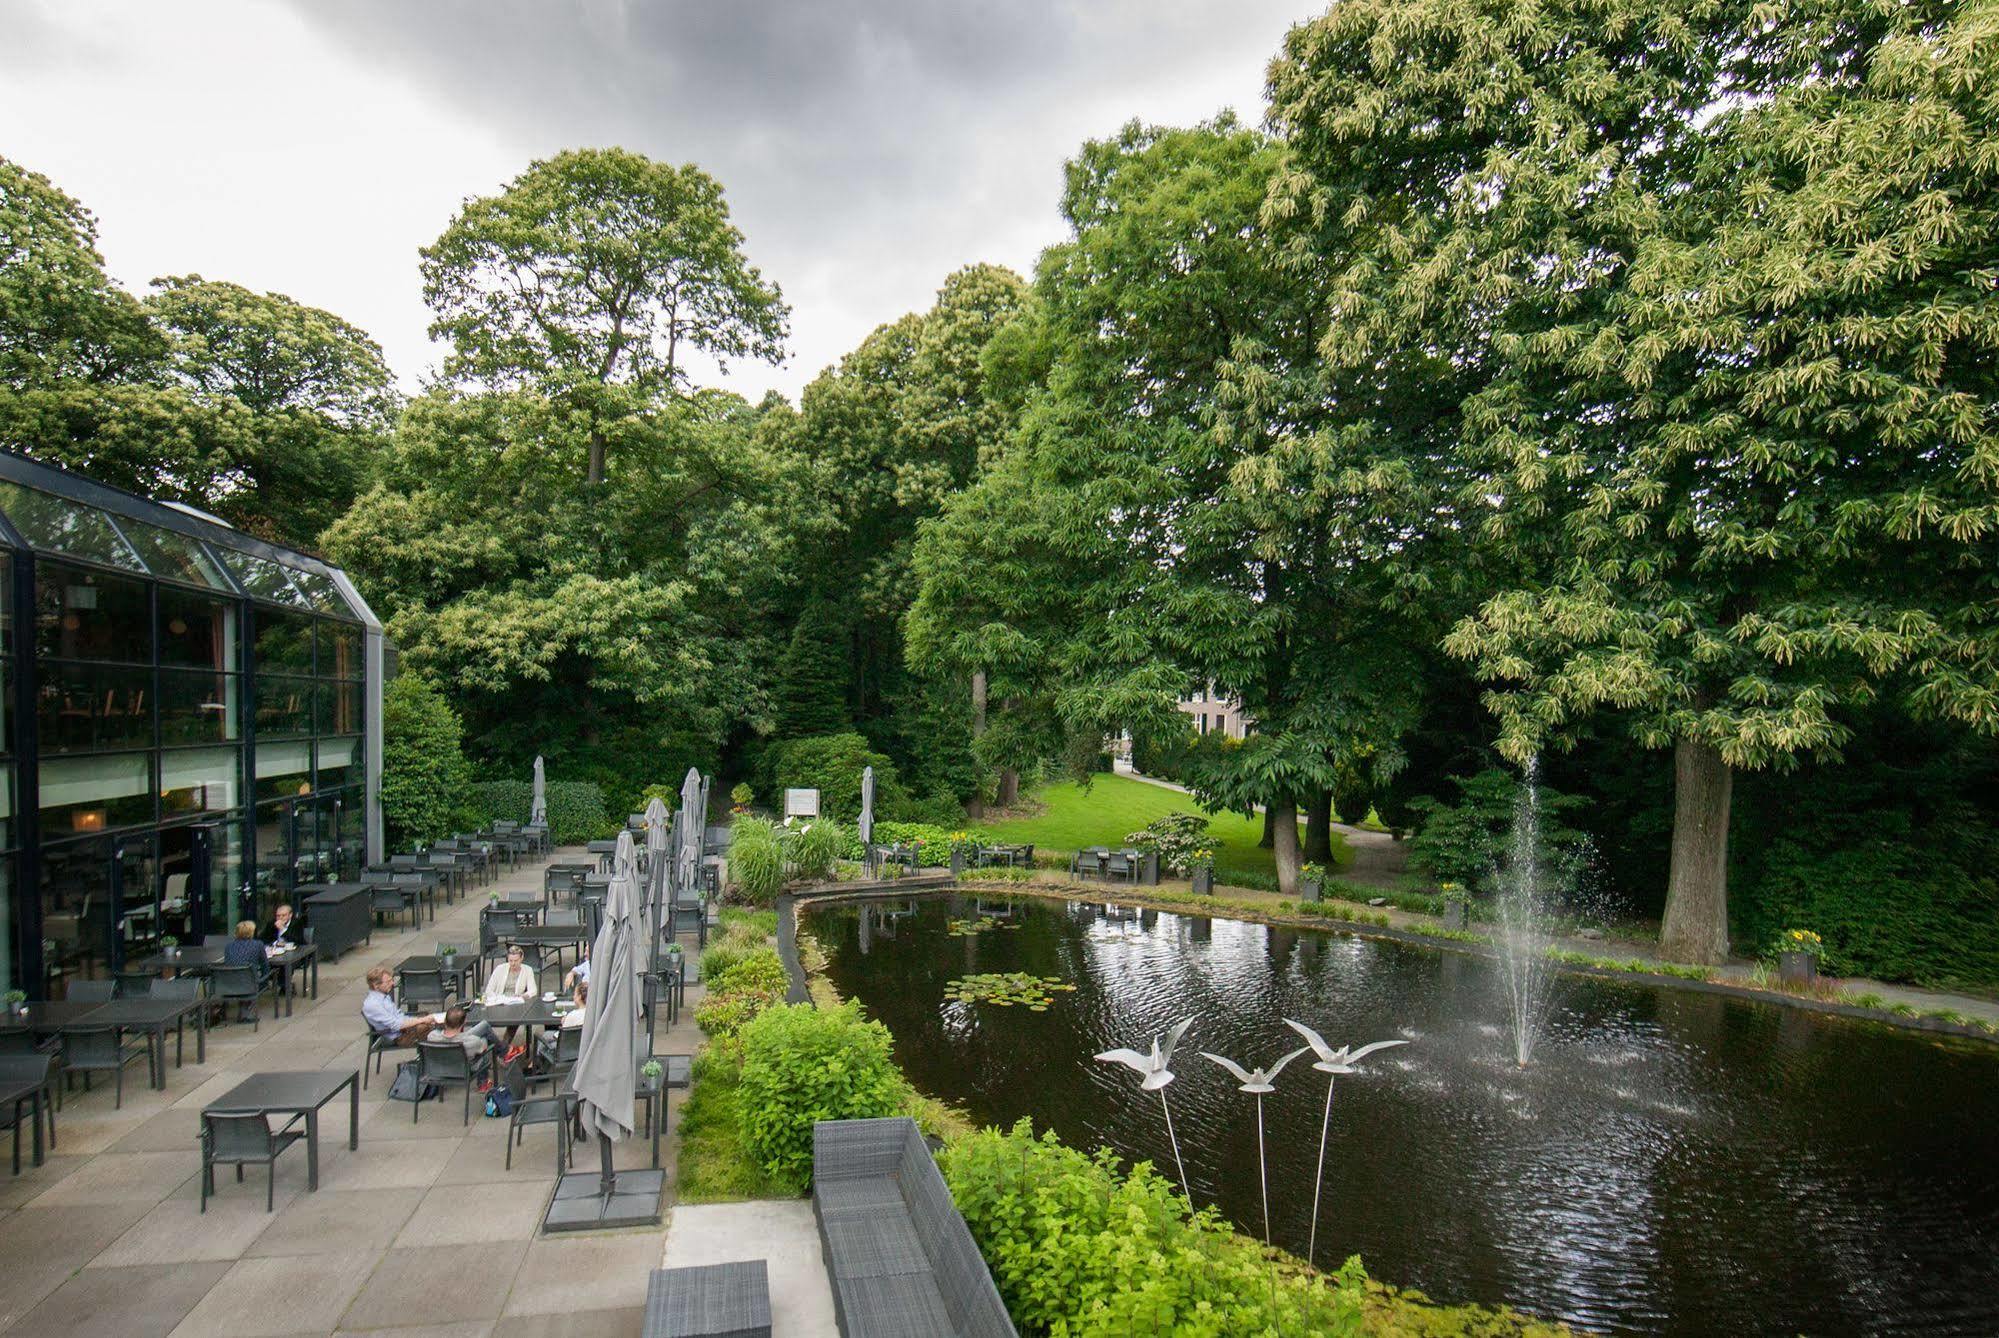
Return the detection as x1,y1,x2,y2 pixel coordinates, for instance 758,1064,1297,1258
481,944,538,1001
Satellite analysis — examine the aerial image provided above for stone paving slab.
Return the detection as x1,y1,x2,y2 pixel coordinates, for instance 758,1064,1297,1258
661,1201,838,1338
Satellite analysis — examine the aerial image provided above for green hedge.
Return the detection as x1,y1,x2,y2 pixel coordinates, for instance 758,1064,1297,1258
941,1120,1366,1335
737,1003,907,1192
381,675,473,848
465,779,615,844
767,732,910,821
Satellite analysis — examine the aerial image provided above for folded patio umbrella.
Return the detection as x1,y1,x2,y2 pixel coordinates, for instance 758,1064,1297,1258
859,764,875,847
573,830,641,1157
530,755,547,827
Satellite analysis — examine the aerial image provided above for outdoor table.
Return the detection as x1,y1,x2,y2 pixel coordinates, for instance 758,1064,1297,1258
266,943,319,1016
585,839,619,872
0,1074,50,1172
644,1260,771,1338
299,883,373,960
397,951,476,1000
491,893,544,918
474,997,566,1056
205,1069,360,1192
0,1000,108,1036
546,862,593,899
88,996,208,1083
505,924,589,972
635,1069,669,1169
131,944,227,975
870,844,919,877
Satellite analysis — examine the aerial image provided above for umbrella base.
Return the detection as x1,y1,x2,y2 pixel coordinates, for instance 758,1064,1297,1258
543,1167,665,1232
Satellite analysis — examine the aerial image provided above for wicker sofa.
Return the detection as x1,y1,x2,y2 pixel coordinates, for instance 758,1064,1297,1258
812,1117,1017,1338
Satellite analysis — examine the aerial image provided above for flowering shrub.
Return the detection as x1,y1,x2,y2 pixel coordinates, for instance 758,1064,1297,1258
1777,928,1825,960
1124,812,1212,873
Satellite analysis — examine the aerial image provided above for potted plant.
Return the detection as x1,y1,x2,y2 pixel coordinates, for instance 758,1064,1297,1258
1300,861,1326,903
4,989,25,1018
438,942,458,969
730,783,753,816
641,1058,664,1086
949,830,976,878
1439,882,1469,931
1776,928,1824,986
1188,848,1215,896
160,934,180,960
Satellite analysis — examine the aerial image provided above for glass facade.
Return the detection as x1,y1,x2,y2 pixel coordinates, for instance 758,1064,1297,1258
0,457,381,998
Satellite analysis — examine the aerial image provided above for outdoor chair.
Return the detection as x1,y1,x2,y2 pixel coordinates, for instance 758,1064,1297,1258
65,979,115,1003
360,1024,398,1089
149,977,204,1065
544,907,581,929
208,963,265,1030
202,934,233,948
399,967,448,1011
199,1110,305,1212
1105,851,1133,883
59,1026,151,1109
0,1053,55,1173
372,884,416,931
503,1055,577,1172
414,1038,480,1126
114,969,156,998
393,873,433,923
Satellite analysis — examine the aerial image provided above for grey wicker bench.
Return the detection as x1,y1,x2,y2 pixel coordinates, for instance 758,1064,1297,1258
644,1260,771,1338
813,1117,1017,1338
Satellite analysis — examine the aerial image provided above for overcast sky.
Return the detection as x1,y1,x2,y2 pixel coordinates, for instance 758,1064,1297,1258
1,1,1310,402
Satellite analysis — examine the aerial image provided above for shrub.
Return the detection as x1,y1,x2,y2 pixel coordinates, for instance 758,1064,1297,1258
736,1003,907,1192
767,732,909,821
941,1120,1366,1335
708,952,787,998
728,816,785,904
1406,769,1588,892
381,674,473,847
1124,812,1211,874
467,778,614,844
790,819,845,882
696,986,782,1039
699,920,773,981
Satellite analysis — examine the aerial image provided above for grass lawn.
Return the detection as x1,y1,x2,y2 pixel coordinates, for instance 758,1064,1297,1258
978,773,1348,885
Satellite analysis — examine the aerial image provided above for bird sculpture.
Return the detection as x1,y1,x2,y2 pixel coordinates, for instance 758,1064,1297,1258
1202,1046,1309,1244
1285,1020,1409,1267
1095,1017,1196,1197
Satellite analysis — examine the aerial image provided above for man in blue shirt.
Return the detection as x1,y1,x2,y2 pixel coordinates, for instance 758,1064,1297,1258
362,966,436,1047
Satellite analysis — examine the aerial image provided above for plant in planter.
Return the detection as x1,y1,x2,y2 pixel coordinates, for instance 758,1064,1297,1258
1438,882,1470,931
1300,861,1326,903
4,989,25,1017
438,942,458,963
948,830,977,877
1775,928,1824,986
730,782,753,816
160,934,181,958
641,1058,664,1083
1187,848,1215,895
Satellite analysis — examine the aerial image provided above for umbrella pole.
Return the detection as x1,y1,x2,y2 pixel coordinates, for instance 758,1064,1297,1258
598,1128,617,1197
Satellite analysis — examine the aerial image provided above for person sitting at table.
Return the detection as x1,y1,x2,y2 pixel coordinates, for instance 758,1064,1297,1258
362,966,436,1047
536,979,586,1068
480,944,537,1002
562,945,589,992
432,1006,493,1063
261,903,305,951
223,919,269,981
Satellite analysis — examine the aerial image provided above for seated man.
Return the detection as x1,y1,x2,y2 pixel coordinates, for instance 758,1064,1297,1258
536,979,586,1068
562,945,589,992
362,966,436,1047
261,902,305,951
431,1006,494,1064
223,919,269,981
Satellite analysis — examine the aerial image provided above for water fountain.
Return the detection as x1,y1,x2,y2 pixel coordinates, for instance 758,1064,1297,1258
1493,756,1563,1066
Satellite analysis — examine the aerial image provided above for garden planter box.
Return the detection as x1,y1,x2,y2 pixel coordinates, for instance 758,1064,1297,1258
1778,950,1817,986
1139,850,1160,885
1190,867,1213,895
1441,899,1469,931
950,850,965,878
1301,878,1323,903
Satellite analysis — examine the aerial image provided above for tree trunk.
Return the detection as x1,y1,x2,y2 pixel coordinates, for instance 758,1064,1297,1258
1259,808,1275,849
587,430,606,486
1303,788,1333,864
1271,800,1302,898
968,670,988,819
1659,737,1734,965
996,768,1019,808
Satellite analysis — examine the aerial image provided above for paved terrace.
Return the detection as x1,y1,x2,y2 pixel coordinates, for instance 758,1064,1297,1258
0,848,712,1338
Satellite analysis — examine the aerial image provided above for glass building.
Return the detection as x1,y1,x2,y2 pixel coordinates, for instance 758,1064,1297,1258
0,452,385,999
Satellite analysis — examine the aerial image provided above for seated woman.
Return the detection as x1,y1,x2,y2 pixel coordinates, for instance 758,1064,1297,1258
223,919,269,981
480,944,537,1003
537,979,586,1068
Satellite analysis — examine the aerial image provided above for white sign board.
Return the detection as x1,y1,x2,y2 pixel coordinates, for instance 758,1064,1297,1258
783,788,821,820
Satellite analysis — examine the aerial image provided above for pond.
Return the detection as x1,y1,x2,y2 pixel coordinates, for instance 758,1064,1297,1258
803,894,1999,1336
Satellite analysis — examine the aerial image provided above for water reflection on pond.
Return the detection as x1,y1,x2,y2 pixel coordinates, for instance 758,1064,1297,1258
806,894,1999,1336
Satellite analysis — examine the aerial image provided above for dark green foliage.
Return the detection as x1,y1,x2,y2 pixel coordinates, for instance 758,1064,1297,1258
380,675,472,848
1405,770,1589,893
1332,771,1373,827
1122,812,1210,875
789,818,845,881
773,599,852,738
726,816,784,905
737,1003,907,1192
465,778,613,844
940,1120,1367,1335
766,732,908,821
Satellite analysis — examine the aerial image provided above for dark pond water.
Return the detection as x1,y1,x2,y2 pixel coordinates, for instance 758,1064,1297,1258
805,894,1999,1336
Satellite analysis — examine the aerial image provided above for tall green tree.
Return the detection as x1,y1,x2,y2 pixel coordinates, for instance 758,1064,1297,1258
422,147,789,484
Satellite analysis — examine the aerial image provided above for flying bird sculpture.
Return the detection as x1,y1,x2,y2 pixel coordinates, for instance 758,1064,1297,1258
1203,1045,1309,1244
1094,1016,1196,1198
1285,1020,1409,1267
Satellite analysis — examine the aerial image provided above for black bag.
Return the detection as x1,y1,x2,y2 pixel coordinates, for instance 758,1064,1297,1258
387,1062,440,1103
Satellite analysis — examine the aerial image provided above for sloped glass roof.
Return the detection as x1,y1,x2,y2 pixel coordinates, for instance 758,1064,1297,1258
0,479,145,571
117,516,237,591
215,548,315,609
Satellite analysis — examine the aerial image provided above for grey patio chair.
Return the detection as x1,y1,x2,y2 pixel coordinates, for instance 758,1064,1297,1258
200,1109,305,1211
371,884,416,931
0,1053,55,1173
1106,850,1133,883
208,963,264,1030
59,1025,151,1109
65,979,115,1003
398,967,448,1011
115,969,157,998
503,1056,576,1172
414,1039,480,1126
359,1023,398,1089
149,977,204,1065
393,873,432,922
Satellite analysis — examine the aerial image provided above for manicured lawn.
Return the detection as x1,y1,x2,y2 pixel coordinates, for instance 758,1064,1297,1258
979,773,1348,884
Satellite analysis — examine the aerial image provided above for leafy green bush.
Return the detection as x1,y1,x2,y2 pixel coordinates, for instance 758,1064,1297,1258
941,1120,1366,1335
695,942,785,1039
381,674,473,847
767,732,910,821
789,819,845,881
695,986,782,1039
698,919,773,981
736,1003,907,1192
466,778,615,844
1406,769,1588,892
728,816,784,904
1123,812,1211,874
708,951,787,998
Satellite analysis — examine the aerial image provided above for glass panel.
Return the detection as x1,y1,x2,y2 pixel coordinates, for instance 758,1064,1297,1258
0,765,12,852
0,480,144,571
152,823,200,944
288,567,356,619
255,738,313,804
316,735,360,790
112,834,161,964
215,548,312,607
36,662,153,753
118,518,233,590
159,587,238,670
35,562,151,662
161,669,241,745
39,836,114,991
1,552,11,657
39,752,153,834
254,608,314,674
317,680,362,735
317,620,361,679
160,746,241,817
0,663,11,758
204,818,247,932
254,798,297,896
254,675,313,738
0,852,12,996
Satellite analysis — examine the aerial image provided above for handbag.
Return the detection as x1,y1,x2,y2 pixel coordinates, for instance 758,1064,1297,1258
484,1086,515,1118
388,1061,440,1103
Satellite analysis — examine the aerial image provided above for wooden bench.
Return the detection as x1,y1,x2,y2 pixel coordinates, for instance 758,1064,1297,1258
813,1117,1017,1338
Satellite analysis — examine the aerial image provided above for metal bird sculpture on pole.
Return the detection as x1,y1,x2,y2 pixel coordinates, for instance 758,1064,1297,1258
1201,1046,1308,1245
1095,1016,1196,1199
1285,1020,1409,1267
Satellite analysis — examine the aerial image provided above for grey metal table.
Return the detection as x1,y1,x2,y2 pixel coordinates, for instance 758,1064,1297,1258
644,1260,770,1338
0,1074,49,1171
87,996,207,1086
268,943,319,1015
204,1069,360,1192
